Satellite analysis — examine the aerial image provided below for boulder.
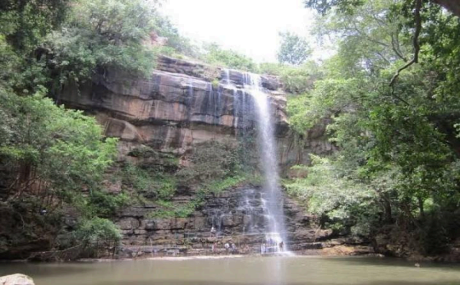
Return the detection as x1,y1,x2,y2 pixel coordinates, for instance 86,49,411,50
0,274,35,285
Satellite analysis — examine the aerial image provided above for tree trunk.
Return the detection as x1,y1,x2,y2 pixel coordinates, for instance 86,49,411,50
418,196,425,220
383,198,393,223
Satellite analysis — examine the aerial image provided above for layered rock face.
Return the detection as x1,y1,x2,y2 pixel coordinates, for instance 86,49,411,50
60,56,337,254
60,56,333,167
61,56,289,159
117,185,334,256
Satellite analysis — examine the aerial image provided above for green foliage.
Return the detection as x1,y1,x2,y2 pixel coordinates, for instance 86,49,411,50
304,0,364,15
153,16,199,57
205,175,249,194
75,217,121,245
42,0,161,93
211,78,220,89
0,0,70,51
202,43,257,71
122,163,177,201
285,156,379,235
0,87,117,203
260,61,321,94
87,190,131,218
287,0,460,254
146,139,259,218
277,31,311,65
147,199,199,219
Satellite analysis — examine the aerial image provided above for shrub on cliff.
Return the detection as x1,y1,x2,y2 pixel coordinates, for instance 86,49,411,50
122,163,177,202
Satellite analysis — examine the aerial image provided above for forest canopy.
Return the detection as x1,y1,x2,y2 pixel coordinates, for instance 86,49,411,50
284,0,460,255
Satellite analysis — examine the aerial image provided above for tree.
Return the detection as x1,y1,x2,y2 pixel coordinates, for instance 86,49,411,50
285,0,460,255
0,87,117,209
41,0,162,95
277,31,311,65
305,0,460,17
0,0,70,51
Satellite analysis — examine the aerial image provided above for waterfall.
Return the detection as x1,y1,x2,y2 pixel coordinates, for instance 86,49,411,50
244,73,288,252
220,69,289,253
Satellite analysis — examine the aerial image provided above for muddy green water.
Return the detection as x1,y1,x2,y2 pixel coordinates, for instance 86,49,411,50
1,256,460,285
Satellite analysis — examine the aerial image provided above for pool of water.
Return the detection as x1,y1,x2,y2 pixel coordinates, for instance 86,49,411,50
1,256,460,285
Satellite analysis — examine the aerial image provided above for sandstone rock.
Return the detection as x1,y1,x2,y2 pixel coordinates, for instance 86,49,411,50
60,56,291,160
118,218,140,230
151,219,172,230
0,274,35,285
134,230,147,235
171,218,188,230
144,220,156,231
193,217,206,230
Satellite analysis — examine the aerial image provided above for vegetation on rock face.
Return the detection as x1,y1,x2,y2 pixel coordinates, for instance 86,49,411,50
146,139,261,218
284,0,460,257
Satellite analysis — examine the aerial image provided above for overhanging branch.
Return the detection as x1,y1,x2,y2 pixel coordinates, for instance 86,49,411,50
389,0,422,89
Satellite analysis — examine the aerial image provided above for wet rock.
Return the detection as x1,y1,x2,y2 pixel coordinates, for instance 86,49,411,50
221,215,234,227
0,274,35,285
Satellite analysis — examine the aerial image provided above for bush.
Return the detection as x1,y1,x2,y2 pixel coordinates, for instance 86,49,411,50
88,190,130,217
202,43,257,71
74,217,121,253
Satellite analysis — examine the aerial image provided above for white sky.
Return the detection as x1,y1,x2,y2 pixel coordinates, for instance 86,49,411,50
160,0,316,63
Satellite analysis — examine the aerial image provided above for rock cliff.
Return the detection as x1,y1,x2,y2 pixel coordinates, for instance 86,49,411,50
59,55,337,254
116,185,336,256
60,56,333,168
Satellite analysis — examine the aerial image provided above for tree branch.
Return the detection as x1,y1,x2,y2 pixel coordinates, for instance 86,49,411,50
390,34,408,61
389,0,422,88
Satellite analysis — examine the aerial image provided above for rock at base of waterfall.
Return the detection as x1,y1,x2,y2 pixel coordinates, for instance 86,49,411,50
0,274,35,285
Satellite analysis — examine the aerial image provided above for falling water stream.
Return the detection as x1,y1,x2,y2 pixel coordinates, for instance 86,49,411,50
243,73,288,253
220,69,289,252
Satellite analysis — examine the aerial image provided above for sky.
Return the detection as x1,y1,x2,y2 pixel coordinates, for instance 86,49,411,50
160,0,316,63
